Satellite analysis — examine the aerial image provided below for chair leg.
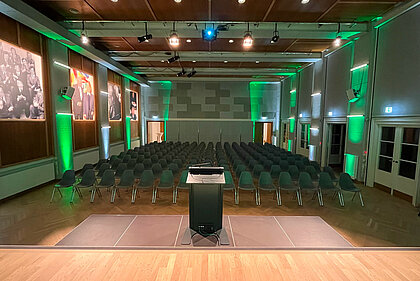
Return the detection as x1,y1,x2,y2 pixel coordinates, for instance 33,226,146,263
77,187,83,198
318,190,324,206
276,189,281,206
57,188,63,198
131,188,137,204
90,188,96,203
297,190,303,206
70,187,76,203
172,188,177,204
152,188,156,204
97,188,102,198
352,192,356,201
358,192,365,207
339,191,345,207
235,189,239,205
50,188,56,203
254,189,259,206
111,188,116,203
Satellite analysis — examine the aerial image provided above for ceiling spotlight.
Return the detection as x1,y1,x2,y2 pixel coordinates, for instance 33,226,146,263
243,23,253,47
161,60,165,63
187,69,197,78
111,0,118,2
271,23,279,43
238,0,246,3
81,33,89,44
138,23,152,43
224,60,228,63
169,22,180,46
186,39,192,43
301,0,310,3
192,60,196,63
229,39,234,43
174,0,182,3
202,26,217,41
334,36,342,47
177,68,186,77
256,60,259,64
69,8,80,14
167,54,180,63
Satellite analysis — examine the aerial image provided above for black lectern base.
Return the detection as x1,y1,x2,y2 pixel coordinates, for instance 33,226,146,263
181,227,230,245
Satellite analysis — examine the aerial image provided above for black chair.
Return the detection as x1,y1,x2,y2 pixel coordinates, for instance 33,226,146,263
111,170,135,203
95,170,115,201
72,169,97,203
115,163,127,179
50,170,75,203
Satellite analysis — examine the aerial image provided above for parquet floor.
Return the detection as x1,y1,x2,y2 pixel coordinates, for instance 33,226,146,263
1,249,420,280
0,179,420,246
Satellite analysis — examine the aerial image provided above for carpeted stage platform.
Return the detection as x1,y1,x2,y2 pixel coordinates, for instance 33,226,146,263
56,215,352,249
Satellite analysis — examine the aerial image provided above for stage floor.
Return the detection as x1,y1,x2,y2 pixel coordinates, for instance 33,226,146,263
56,215,352,249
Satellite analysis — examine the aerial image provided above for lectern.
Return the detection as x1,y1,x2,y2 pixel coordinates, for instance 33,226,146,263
181,167,230,245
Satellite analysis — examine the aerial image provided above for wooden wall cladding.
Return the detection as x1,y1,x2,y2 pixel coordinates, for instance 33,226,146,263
0,13,53,167
73,121,98,151
68,50,98,151
0,121,49,166
131,121,139,138
110,121,123,143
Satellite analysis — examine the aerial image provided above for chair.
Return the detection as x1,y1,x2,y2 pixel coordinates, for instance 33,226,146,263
278,172,301,206
279,160,289,172
137,155,145,163
153,170,174,203
133,163,145,180
50,170,75,203
235,164,246,179
151,155,159,163
310,161,321,173
295,161,306,172
152,163,163,179
110,158,122,171
306,165,319,181
127,159,137,170
132,170,154,203
77,163,94,181
143,159,152,169
318,172,344,207
258,172,279,205
96,163,111,178
173,170,189,203
298,172,322,206
111,170,135,203
94,159,107,171
323,166,338,184
270,165,281,180
72,169,97,203
288,165,300,182
237,171,258,205
158,159,168,169
96,170,115,199
223,171,237,204
168,163,179,176
122,155,131,163
252,164,264,179
115,163,127,179
339,173,364,207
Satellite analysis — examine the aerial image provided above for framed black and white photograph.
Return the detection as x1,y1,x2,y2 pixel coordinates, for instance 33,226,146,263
0,39,44,120
108,82,121,121
70,68,95,121
129,90,138,121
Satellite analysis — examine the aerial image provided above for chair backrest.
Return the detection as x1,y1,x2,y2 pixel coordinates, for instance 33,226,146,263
111,159,122,170
235,164,246,178
279,160,289,172
287,157,295,165
79,163,94,177
310,161,321,173
97,163,111,177
139,170,154,187
99,169,115,186
122,155,131,163
127,159,137,169
223,171,234,188
278,172,292,188
118,170,135,187
238,171,254,188
152,163,163,176
319,172,334,189
60,170,76,185
270,165,281,178
323,166,337,180
159,170,174,186
143,159,152,169
288,165,300,181
137,155,145,163
95,159,107,170
79,169,96,186
305,165,318,180
298,172,314,189
177,170,189,188
173,159,183,168
295,160,306,171
151,155,159,163
158,159,168,168
115,163,127,177
252,164,264,178
339,173,354,188
168,163,179,174
134,163,145,177
258,172,273,187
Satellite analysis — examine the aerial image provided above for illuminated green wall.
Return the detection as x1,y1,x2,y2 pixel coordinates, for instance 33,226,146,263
56,113,74,173
348,116,365,144
125,116,131,149
289,118,295,133
288,140,292,152
249,82,265,121
344,153,357,178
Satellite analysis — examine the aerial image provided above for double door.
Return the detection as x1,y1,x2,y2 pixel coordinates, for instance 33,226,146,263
375,126,420,203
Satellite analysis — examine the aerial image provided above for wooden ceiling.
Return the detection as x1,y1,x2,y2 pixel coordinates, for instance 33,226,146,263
22,0,406,79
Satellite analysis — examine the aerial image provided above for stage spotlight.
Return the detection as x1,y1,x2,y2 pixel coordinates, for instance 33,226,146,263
270,23,279,44
169,32,179,46
334,36,342,47
202,27,217,41
177,68,186,77
187,69,197,78
243,32,253,47
81,33,89,44
138,34,152,43
167,55,180,63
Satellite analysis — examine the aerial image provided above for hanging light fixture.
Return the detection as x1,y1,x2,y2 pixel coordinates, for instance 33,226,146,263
334,23,341,47
169,22,180,46
243,23,253,47
81,21,89,44
138,22,152,43
271,23,279,43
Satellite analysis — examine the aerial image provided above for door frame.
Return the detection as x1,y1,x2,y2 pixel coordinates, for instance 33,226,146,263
297,118,311,157
146,120,165,144
255,121,274,144
321,117,347,168
367,117,420,206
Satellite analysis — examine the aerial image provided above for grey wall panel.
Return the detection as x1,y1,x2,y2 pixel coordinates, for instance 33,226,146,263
179,121,199,143
240,121,253,143
199,121,221,143
298,65,314,118
324,45,352,117
373,5,420,117
353,33,370,66
221,122,241,143
166,121,180,142
281,79,291,119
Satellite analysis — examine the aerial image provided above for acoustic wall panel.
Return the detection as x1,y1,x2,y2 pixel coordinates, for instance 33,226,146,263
166,120,180,142
179,121,199,143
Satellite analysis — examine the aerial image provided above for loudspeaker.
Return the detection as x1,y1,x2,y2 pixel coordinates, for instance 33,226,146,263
59,86,75,100
346,88,359,102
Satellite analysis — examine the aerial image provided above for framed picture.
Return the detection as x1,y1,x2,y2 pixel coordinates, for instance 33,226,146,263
108,82,121,121
0,39,44,120
70,68,95,120
129,90,138,121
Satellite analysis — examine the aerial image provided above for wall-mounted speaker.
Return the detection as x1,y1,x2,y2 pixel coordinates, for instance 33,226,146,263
346,88,360,102
59,86,75,100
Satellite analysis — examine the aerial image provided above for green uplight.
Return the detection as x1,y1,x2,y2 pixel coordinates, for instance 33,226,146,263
249,82,267,121
289,118,295,133
252,121,256,141
344,153,357,178
159,81,172,121
125,116,131,150
290,90,296,108
350,64,368,103
288,140,292,152
348,115,365,144
164,120,167,141
307,124,310,144
56,113,74,173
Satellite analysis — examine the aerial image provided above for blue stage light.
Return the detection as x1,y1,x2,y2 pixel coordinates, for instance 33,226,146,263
202,27,217,41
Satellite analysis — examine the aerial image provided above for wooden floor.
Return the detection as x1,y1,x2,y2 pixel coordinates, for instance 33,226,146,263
0,179,420,246
1,249,420,280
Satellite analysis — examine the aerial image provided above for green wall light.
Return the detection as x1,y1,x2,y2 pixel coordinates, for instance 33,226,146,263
125,116,131,150
347,115,365,144
344,153,357,178
56,113,74,174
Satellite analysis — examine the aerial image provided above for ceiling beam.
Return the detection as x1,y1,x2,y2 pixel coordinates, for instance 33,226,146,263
133,67,297,75
374,0,420,28
0,0,148,85
61,21,367,40
110,51,322,63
